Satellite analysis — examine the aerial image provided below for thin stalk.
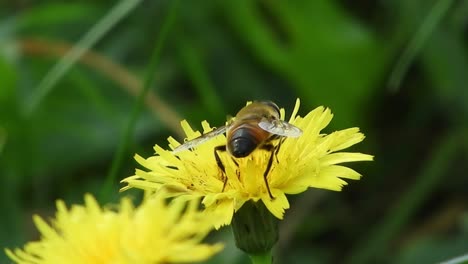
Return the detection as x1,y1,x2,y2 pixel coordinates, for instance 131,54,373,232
25,0,142,115
388,0,454,92
440,253,468,264
100,0,180,200
19,38,183,137
249,252,273,264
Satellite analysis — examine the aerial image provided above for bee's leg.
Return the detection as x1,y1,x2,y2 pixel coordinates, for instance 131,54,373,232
231,158,240,178
273,137,285,163
231,157,239,167
260,143,276,199
264,135,284,163
214,145,228,192
263,148,276,200
260,143,275,152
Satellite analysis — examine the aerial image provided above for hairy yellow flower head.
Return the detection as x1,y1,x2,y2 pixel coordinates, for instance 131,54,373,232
6,193,223,264
122,99,373,227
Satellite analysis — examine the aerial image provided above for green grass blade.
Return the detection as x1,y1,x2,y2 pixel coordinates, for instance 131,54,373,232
387,0,454,92
0,127,6,155
178,41,225,116
440,253,468,264
100,0,180,200
24,0,142,115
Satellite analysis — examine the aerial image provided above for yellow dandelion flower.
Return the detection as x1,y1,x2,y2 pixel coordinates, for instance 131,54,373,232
122,99,373,228
5,193,223,264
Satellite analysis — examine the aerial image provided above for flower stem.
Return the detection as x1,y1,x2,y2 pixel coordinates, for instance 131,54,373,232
249,252,273,264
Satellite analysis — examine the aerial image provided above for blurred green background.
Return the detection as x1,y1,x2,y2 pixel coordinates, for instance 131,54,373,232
1,0,468,263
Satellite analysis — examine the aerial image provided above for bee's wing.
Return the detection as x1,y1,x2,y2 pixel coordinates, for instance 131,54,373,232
258,118,302,137
172,125,228,153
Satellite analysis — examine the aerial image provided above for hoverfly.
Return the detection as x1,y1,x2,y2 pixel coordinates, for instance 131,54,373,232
173,101,302,199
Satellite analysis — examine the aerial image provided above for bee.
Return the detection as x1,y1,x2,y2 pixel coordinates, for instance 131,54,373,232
173,101,302,199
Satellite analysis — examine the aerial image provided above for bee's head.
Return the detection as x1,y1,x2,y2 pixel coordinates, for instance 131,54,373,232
236,100,281,120
259,101,280,119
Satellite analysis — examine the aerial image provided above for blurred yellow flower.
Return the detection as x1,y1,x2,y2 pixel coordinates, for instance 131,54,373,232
6,193,223,264
122,99,373,228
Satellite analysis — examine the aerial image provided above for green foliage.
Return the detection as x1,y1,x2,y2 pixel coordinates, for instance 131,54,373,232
223,0,388,126
1,0,468,263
